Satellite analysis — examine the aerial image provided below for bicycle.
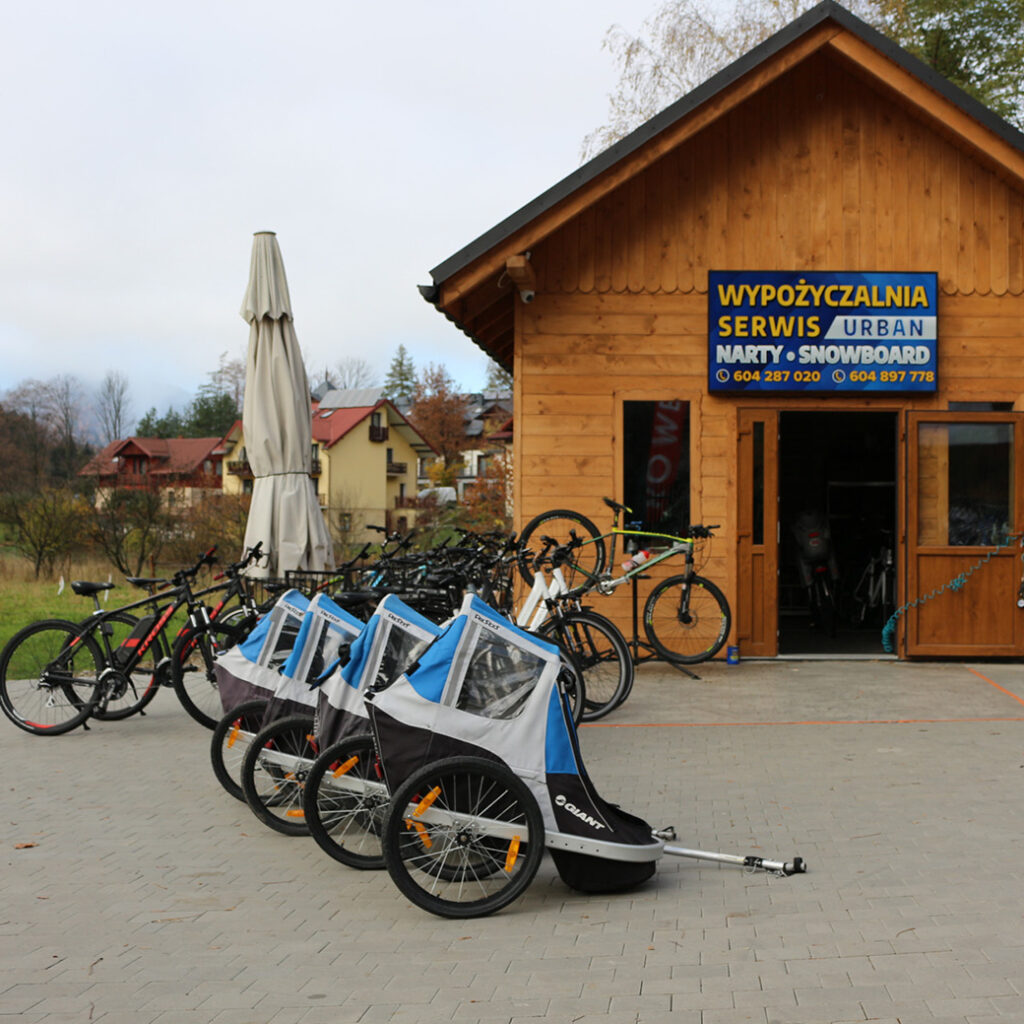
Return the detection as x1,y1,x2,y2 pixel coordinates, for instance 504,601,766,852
168,543,275,729
516,497,731,665
515,534,631,720
0,548,220,736
850,537,895,626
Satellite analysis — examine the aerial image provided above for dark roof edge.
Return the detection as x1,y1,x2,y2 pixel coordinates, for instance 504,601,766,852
425,0,1024,289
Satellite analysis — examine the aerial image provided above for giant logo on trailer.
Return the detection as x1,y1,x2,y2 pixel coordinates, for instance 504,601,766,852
708,271,938,392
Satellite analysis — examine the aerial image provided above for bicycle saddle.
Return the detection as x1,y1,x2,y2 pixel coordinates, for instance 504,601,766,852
70,580,116,597
125,575,168,589
603,496,631,514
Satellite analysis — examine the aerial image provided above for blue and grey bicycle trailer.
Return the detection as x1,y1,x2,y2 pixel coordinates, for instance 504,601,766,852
366,593,805,918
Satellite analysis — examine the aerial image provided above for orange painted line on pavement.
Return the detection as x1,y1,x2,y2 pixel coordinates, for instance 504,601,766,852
966,666,1024,706
581,716,1024,729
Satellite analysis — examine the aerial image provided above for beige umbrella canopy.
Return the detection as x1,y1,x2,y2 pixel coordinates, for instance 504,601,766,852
240,231,334,577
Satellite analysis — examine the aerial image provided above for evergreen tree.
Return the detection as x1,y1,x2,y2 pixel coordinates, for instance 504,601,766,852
383,344,417,404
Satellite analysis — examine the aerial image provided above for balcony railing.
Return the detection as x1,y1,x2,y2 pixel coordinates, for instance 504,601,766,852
369,424,389,443
228,459,320,476
386,460,407,476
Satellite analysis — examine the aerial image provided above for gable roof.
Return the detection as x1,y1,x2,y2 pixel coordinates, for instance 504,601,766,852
312,398,434,453
80,436,225,478
319,387,385,409
420,0,1024,369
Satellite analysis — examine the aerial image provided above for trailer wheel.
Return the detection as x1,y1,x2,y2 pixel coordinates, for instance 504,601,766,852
382,756,544,918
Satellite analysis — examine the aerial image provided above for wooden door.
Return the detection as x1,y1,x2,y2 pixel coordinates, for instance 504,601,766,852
904,411,1024,656
736,410,779,657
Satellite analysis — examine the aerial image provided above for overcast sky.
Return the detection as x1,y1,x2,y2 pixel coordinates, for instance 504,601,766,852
0,0,650,424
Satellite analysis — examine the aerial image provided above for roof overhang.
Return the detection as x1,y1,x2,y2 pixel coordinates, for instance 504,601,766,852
419,0,1024,370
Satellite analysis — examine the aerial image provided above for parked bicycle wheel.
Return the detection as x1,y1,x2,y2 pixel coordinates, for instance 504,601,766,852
643,574,731,664
84,612,162,721
241,713,317,836
381,755,544,918
0,619,104,735
171,612,255,730
304,734,388,869
557,652,586,727
210,698,269,802
809,572,838,636
516,509,606,594
541,609,632,721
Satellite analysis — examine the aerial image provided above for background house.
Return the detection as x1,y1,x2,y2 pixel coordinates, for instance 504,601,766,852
80,436,227,507
223,388,433,551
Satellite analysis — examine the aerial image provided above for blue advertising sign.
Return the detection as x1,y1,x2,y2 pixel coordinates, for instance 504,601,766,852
708,271,938,392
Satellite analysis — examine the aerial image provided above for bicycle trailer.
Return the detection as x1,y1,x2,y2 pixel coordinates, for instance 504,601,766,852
366,593,805,917
212,588,310,713
300,594,445,867
315,593,442,749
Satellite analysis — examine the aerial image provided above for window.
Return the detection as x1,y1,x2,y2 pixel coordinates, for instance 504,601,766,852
917,422,1013,546
622,400,691,534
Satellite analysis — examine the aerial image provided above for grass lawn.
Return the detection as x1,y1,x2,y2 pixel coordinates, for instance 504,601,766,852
0,551,201,653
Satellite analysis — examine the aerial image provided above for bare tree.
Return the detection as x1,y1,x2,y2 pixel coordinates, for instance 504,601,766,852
582,0,1024,160
332,356,379,390
95,370,135,444
5,374,88,483
209,350,247,409
0,487,85,577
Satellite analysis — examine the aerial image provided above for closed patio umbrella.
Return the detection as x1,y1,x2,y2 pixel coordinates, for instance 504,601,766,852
240,231,334,577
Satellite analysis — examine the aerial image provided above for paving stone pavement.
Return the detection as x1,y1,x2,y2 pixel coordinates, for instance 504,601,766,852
2,657,1023,1024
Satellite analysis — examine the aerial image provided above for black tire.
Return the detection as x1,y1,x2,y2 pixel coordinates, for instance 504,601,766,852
516,509,606,595
171,615,253,729
0,619,104,735
812,574,838,637
86,612,161,721
541,610,632,721
643,574,731,665
210,698,268,802
382,755,544,918
557,650,586,727
241,714,317,835
304,735,389,869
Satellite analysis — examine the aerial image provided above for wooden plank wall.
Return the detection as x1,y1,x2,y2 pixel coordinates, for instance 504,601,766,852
513,50,1024,633
533,53,1024,296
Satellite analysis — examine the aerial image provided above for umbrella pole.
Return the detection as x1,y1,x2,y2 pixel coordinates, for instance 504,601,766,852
654,828,807,876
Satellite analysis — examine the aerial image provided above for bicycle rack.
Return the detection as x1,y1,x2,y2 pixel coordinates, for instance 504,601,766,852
626,574,700,680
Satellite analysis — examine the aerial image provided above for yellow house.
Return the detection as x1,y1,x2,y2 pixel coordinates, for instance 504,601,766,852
222,389,433,551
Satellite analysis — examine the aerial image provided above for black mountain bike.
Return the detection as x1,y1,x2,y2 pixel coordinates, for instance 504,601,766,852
0,547,247,736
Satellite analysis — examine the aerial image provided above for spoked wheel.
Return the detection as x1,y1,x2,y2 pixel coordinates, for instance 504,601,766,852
87,613,161,721
171,615,253,730
558,655,586,727
304,734,389,869
0,619,104,736
542,609,632,721
210,699,268,802
643,574,731,665
516,509,606,595
382,756,544,918
240,714,317,835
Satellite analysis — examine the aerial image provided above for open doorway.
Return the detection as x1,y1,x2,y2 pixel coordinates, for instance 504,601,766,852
778,411,898,655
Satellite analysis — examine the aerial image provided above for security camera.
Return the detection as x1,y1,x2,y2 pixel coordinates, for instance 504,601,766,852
519,289,535,304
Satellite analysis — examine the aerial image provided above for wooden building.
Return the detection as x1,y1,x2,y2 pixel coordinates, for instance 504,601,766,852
420,1,1024,659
